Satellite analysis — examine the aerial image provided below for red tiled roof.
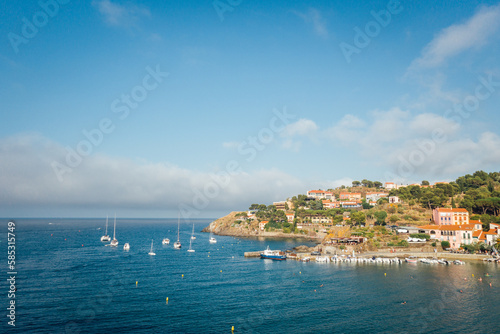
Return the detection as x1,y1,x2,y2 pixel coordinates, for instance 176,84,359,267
435,208,468,213
420,225,440,230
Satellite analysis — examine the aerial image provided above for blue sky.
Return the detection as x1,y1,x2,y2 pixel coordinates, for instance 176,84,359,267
1,0,500,218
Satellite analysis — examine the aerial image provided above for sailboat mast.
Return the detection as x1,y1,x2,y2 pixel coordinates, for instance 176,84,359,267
105,215,108,235
113,213,116,239
177,214,180,242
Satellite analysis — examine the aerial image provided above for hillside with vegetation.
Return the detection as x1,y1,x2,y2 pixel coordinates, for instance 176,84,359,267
204,171,500,245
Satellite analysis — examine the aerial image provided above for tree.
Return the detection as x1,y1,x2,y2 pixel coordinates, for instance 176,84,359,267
421,180,430,186
352,181,361,187
249,204,259,210
361,200,373,209
488,181,494,193
389,215,399,224
451,197,456,209
373,181,383,188
419,188,446,210
351,211,366,225
441,241,450,249
309,200,323,210
374,211,387,225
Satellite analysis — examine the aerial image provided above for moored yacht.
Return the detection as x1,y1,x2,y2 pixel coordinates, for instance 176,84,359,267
100,215,111,242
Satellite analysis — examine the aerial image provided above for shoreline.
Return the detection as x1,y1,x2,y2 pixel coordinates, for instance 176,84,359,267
203,229,323,241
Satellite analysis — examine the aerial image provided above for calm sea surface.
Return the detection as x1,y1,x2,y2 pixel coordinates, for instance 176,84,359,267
2,218,499,333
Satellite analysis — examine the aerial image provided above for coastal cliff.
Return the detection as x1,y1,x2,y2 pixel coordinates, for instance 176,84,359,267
202,211,322,240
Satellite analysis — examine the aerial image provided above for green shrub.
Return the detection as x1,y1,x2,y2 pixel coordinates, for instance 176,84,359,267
398,240,409,247
410,233,430,240
441,241,450,249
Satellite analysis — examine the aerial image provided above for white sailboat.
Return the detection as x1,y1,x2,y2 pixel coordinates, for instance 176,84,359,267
123,243,130,251
209,232,217,244
188,224,195,252
191,224,196,240
173,215,181,249
100,215,111,242
148,239,156,256
162,220,170,245
110,214,118,247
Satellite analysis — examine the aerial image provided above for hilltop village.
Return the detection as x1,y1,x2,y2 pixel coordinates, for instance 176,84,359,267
204,171,500,255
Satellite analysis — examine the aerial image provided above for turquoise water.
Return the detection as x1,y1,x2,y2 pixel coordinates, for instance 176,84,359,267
2,218,499,333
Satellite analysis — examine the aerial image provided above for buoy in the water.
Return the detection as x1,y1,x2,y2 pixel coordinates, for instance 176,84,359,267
182,274,184,278
231,325,234,331
136,281,138,286
384,273,387,276
166,297,169,304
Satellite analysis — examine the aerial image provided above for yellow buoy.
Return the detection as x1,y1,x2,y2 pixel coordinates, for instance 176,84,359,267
136,281,138,286
182,274,184,278
220,270,222,273
231,325,234,331
384,273,387,276
299,271,301,274
166,297,169,304
472,274,474,277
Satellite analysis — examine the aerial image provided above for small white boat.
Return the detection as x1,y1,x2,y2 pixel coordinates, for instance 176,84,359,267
209,233,217,244
174,214,181,249
162,238,170,245
187,224,195,252
187,239,195,253
148,239,156,256
453,260,465,265
109,214,118,247
405,256,417,263
100,215,111,242
190,224,196,240
315,256,330,263
123,243,130,251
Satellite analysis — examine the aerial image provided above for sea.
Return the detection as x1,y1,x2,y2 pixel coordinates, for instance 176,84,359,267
2,218,499,333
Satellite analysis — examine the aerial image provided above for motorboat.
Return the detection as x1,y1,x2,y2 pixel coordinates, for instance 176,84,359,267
260,246,286,260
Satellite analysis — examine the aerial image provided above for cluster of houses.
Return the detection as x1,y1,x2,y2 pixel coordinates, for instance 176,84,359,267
419,208,500,250
306,189,398,208
243,184,499,251
384,181,448,190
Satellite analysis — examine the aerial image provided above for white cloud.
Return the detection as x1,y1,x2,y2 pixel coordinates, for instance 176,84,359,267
293,8,329,38
325,114,365,144
408,3,500,71
281,118,318,137
92,0,151,27
0,134,306,217
409,113,459,137
324,108,500,180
